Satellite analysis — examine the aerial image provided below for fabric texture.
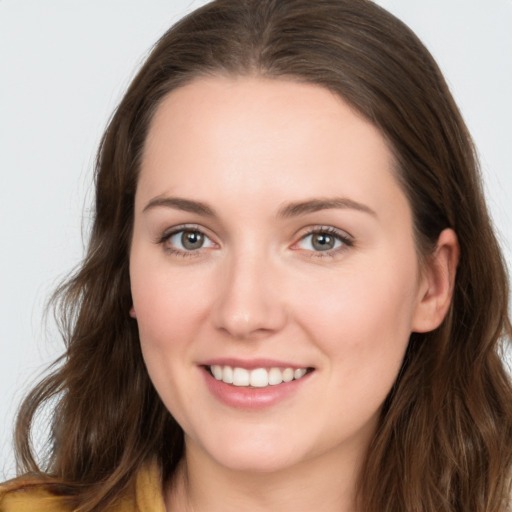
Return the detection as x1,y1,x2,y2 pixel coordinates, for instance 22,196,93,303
0,461,166,512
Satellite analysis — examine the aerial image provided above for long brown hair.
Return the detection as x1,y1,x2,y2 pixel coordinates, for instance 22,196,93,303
11,1,512,511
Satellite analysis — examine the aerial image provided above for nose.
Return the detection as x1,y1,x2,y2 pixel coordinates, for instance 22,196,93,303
212,252,288,340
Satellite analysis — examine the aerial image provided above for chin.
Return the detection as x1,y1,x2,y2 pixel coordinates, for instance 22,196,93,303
213,450,301,474
194,430,307,474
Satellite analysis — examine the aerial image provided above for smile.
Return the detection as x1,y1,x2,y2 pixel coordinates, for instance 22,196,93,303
208,365,311,388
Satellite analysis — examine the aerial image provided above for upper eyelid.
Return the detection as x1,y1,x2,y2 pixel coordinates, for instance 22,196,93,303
159,223,213,240
295,225,354,241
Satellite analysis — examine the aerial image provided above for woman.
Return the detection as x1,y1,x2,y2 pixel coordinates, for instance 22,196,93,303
1,0,511,511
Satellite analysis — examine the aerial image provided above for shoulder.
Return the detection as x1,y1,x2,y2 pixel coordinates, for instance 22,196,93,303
0,461,165,512
0,479,72,512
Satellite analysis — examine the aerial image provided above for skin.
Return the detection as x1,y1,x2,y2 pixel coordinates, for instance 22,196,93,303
129,76,458,512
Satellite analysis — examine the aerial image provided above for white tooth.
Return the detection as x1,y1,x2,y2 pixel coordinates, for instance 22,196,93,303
250,368,269,387
232,367,250,386
268,367,283,385
282,367,294,382
294,368,307,380
222,365,233,384
211,365,222,380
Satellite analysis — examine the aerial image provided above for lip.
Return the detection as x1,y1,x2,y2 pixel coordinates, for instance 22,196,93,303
200,357,309,370
200,360,314,410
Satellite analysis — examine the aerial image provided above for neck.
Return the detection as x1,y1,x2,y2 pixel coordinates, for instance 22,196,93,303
164,437,365,512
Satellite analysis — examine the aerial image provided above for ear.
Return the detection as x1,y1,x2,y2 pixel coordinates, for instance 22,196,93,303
412,228,459,333
129,306,137,318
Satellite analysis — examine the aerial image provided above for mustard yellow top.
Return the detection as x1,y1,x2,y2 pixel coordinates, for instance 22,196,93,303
0,461,166,512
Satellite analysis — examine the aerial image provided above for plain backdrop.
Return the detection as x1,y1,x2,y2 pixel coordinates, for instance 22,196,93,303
1,0,511,480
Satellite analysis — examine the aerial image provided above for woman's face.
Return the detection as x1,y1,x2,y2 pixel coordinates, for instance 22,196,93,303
130,76,430,473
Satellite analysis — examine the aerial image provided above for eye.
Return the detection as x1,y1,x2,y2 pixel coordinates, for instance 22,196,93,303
160,227,216,254
295,227,352,254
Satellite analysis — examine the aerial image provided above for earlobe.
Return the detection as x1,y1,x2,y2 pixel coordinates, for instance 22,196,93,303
412,228,459,333
129,306,137,319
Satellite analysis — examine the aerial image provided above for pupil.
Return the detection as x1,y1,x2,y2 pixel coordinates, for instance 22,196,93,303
312,233,334,251
182,231,204,250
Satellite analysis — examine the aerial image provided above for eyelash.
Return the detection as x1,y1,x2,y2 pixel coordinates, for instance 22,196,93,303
156,224,214,258
156,225,353,258
294,226,353,259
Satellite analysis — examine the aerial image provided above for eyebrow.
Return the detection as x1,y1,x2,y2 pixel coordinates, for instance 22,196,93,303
278,197,376,218
143,196,216,216
142,195,376,218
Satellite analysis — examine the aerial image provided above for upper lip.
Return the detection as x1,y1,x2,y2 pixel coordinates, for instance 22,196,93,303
200,358,312,370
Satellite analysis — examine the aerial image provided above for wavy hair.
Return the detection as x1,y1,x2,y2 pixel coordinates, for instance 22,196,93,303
12,1,512,511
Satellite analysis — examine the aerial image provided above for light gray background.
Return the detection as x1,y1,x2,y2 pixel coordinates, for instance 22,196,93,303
1,0,511,479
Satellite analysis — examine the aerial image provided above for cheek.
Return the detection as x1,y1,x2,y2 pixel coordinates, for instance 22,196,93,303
129,260,210,416
294,257,419,433
131,254,210,335
293,254,419,365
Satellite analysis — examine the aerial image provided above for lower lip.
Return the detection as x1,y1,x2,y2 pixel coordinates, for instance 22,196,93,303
202,367,312,410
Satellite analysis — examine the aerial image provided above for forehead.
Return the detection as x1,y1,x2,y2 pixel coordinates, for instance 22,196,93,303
142,75,389,169
137,75,409,226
